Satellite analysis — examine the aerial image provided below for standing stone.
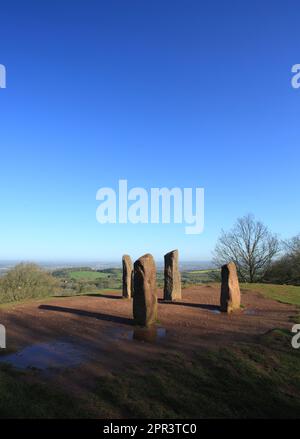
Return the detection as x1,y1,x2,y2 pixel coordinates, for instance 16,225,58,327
164,249,182,301
122,255,133,298
220,262,241,313
133,254,157,327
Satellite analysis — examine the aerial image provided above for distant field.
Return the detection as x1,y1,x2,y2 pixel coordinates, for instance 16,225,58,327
188,269,215,274
69,271,111,281
66,268,220,287
181,269,220,285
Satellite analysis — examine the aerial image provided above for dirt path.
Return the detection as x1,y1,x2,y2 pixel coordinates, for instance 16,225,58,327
0,285,297,402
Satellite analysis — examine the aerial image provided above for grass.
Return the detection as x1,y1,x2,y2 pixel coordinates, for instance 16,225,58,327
90,329,300,418
241,283,300,324
0,365,92,418
87,280,298,418
241,283,300,306
1,329,299,418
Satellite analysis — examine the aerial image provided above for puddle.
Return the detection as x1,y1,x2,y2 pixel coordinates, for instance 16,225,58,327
210,309,221,315
244,309,257,316
0,327,168,372
111,326,167,343
208,308,258,316
0,340,87,371
132,327,166,343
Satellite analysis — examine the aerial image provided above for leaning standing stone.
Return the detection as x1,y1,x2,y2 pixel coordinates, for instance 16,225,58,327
122,255,133,298
220,262,241,313
164,249,182,301
133,254,157,326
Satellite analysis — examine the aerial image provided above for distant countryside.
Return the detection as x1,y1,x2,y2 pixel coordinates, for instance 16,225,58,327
0,264,221,304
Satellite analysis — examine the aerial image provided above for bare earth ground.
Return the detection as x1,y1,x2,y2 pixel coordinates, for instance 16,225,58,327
0,285,298,412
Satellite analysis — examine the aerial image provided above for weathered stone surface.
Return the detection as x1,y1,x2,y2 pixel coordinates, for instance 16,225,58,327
164,249,181,301
220,262,241,313
122,255,133,298
133,253,157,326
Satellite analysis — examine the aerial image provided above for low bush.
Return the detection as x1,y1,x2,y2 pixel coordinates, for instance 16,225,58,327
0,263,59,304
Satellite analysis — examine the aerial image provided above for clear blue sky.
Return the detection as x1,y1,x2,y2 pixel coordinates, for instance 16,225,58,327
0,0,299,262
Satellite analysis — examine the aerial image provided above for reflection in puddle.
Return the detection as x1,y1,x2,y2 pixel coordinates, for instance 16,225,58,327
0,327,168,372
112,326,167,343
210,309,221,314
244,309,257,316
0,340,86,371
132,327,166,343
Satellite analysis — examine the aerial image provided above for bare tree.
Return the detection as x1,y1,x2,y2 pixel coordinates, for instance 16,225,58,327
284,234,300,255
213,214,280,282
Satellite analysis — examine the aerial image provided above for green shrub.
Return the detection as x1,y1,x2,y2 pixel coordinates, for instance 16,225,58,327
0,263,59,304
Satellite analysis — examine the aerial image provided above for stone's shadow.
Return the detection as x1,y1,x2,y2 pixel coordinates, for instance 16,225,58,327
158,299,220,312
87,293,123,299
39,304,133,326
55,293,123,300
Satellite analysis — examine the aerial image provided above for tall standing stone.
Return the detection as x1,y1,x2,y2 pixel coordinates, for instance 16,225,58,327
122,255,133,298
133,253,157,327
220,262,241,313
164,249,182,301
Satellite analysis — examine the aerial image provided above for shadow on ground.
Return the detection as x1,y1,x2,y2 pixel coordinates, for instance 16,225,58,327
158,299,220,311
39,304,133,325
